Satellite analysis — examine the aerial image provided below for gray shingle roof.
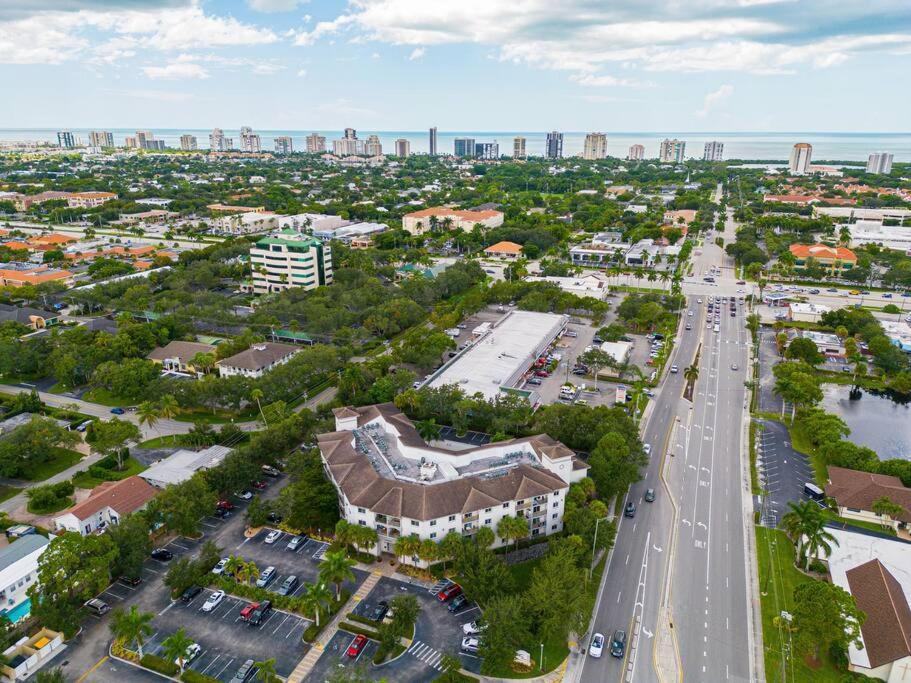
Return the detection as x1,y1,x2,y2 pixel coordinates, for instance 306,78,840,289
0,534,49,572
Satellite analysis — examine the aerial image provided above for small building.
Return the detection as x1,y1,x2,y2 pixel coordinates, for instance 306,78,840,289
66,191,117,209
0,266,74,289
483,241,523,259
881,321,911,353
789,244,857,275
147,340,217,374
763,292,791,307
569,242,630,268
525,273,610,300
140,445,231,488
0,534,49,624
826,465,911,531
663,209,697,225
799,329,845,357
217,342,299,378
0,627,66,682
402,207,504,235
787,302,831,323
0,304,60,329
54,476,158,536
599,340,633,366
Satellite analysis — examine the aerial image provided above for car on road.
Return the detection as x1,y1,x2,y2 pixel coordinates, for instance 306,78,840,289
610,629,627,658
277,575,299,596
731,363,738,371
265,530,281,544
181,585,202,603
589,632,605,658
736,280,746,285
883,293,893,298
448,594,470,613
809,288,820,294
437,583,463,602
645,488,656,502
151,548,173,561
670,365,678,373
849,290,860,295
176,643,202,667
202,590,225,612
347,634,368,658
286,535,305,551
235,490,253,500
624,502,637,518
643,443,651,455
214,507,231,519
462,621,486,636
256,566,276,588
861,290,871,295
687,310,694,317
248,600,273,626
110,407,125,415
230,660,257,683
461,637,481,654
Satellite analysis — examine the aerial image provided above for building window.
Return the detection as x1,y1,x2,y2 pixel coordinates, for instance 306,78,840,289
552,513,558,519
484,507,492,513
502,502,509,508
411,520,419,527
357,507,365,513
449,515,456,521
430,520,437,527
358,520,366,526
553,490,560,496
551,525,558,531
484,519,491,525
430,532,437,539
553,502,559,508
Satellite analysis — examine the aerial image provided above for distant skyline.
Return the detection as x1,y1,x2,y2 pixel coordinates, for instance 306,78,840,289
1,1,910,131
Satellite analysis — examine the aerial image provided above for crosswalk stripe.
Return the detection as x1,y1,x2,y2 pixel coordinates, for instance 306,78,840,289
408,641,423,654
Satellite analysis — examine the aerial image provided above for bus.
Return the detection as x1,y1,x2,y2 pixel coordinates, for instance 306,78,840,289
804,482,825,503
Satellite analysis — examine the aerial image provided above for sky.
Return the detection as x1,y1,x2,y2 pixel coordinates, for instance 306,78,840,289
1,0,910,132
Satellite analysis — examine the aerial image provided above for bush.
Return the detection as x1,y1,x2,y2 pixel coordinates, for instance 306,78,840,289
338,622,379,639
140,653,179,677
88,464,119,481
374,642,406,665
95,454,119,470
25,481,74,513
181,670,220,683
302,588,351,643
809,559,828,574
346,613,381,628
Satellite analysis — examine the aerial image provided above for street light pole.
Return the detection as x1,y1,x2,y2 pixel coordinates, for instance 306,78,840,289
589,515,610,582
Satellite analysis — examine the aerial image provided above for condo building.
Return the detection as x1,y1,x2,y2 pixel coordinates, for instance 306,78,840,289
703,141,724,161
88,131,114,148
513,137,527,159
475,142,499,160
249,228,333,294
333,128,366,156
306,133,327,154
240,126,262,153
789,143,813,175
545,131,563,159
429,127,438,156
454,138,476,158
56,131,76,149
273,136,293,154
365,135,383,156
394,139,411,157
659,138,686,163
180,135,198,151
866,152,893,175
209,128,232,152
627,144,645,161
582,132,608,160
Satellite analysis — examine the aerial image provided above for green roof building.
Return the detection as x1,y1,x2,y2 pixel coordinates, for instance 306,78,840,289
250,230,332,294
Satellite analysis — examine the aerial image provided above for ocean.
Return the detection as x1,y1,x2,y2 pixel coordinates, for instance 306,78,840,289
1,129,910,163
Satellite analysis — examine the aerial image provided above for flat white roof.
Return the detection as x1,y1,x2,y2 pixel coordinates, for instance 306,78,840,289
428,310,566,400
600,340,633,363
140,445,231,487
823,527,911,669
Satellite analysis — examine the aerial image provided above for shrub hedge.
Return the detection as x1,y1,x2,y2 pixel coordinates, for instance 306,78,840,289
140,653,178,677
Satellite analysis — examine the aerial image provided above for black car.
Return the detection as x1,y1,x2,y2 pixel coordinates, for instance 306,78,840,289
610,629,627,658
267,511,283,524
368,600,389,621
181,585,202,602
624,502,636,518
214,508,232,519
151,548,173,561
448,594,470,613
644,488,656,503
248,600,273,626
119,575,142,587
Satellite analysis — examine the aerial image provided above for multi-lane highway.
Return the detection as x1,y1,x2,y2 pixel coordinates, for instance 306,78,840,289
577,205,758,683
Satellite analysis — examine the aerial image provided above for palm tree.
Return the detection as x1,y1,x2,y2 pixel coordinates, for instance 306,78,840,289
318,550,356,600
109,605,154,657
496,515,529,555
684,364,699,384
254,658,278,683
161,628,194,673
34,670,65,683
223,555,243,580
418,538,439,566
136,401,159,436
415,418,441,443
251,388,266,424
236,559,259,586
780,501,825,566
301,582,332,627
392,534,421,566
157,394,178,421
803,524,838,572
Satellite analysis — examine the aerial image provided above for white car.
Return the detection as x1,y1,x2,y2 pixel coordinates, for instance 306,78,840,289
670,365,679,373
643,444,652,455
461,637,480,654
235,491,253,501
462,621,486,636
687,310,694,317
211,558,229,575
589,632,605,658
202,590,225,613
265,530,281,544
176,643,202,667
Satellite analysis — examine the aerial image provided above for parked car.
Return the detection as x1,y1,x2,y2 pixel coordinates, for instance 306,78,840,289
437,583,463,602
230,660,257,683
151,548,173,561
110,407,125,415
85,598,110,616
286,535,305,551
248,600,273,626
589,632,605,658
624,502,637,518
347,634,368,658
181,585,202,603
255,566,276,588
462,621,486,636
252,481,267,491
202,590,225,612
267,511,283,524
214,507,231,519
240,602,259,621
212,558,229,575
119,575,142,587
610,630,627,658
368,600,389,621
235,490,253,500
645,488,656,503
265,530,281,544
461,637,481,654
216,500,236,511
277,576,299,596
261,465,280,477
175,643,202,667
526,378,543,386
448,594,470,613
534,370,549,378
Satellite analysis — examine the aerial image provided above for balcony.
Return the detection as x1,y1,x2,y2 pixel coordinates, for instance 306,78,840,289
462,512,479,523
533,495,548,503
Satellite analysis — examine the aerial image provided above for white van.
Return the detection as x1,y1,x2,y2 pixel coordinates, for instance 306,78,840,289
713,324,720,333
560,385,576,397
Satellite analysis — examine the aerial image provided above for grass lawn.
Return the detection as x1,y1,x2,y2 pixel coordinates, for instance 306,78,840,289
71,456,147,489
81,387,133,408
506,556,542,594
755,527,845,682
137,434,185,449
0,485,21,504
782,419,828,485
22,448,83,482
27,496,73,515
823,513,896,537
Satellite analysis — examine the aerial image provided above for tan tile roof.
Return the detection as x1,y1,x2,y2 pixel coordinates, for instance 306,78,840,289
846,559,911,668
405,207,502,221
147,340,217,363
217,342,299,371
826,466,911,523
484,241,523,254
789,244,857,263
60,476,157,521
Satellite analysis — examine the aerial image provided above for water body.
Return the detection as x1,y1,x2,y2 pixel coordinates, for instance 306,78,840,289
1,129,910,162
820,385,911,460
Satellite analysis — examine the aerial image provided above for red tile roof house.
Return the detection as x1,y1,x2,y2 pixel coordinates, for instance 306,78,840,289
483,241,524,259
789,243,857,275
54,476,158,536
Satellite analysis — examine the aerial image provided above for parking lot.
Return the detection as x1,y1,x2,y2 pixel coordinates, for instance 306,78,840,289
754,419,817,527
307,577,483,682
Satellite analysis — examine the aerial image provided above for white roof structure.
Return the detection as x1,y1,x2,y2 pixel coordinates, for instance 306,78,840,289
427,310,567,401
847,220,911,251
599,340,633,364
525,273,610,300
139,445,231,488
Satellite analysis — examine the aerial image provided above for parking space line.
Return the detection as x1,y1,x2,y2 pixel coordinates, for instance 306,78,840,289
272,614,291,635
201,654,221,674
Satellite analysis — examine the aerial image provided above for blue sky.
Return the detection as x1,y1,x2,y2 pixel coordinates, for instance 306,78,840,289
1,0,910,131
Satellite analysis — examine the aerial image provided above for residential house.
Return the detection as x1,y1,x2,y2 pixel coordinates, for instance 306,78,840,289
0,534,49,623
146,340,217,374
54,476,158,535
826,465,911,531
525,273,610,300
216,342,299,378
0,304,60,329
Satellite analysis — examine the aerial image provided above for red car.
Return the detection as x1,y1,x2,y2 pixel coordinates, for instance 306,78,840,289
217,500,236,511
346,634,367,658
437,583,463,602
252,481,267,490
534,370,549,378
239,602,260,621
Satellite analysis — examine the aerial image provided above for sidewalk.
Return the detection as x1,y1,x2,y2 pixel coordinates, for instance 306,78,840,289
286,570,382,683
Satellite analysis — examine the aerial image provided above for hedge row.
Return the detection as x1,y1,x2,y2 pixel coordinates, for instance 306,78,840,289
301,588,351,643
345,613,382,628
181,670,220,683
140,653,178,677
374,642,406,665
337,622,379,639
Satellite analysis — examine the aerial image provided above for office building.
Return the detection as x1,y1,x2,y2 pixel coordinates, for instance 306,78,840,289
789,142,813,175
67,191,117,209
659,138,686,163
209,128,229,151
866,152,894,175
454,137,476,158
429,127,438,156
319,403,588,563
402,206,504,235
333,128,366,156
56,131,76,149
217,342,299,378
0,534,50,623
180,134,198,151
627,144,645,161
545,131,563,159
703,140,724,161
88,131,113,148
789,243,856,275
475,142,499,160
306,133,327,154
365,134,383,156
249,228,333,294
513,136,527,159
582,132,608,160
274,136,293,154
394,138,410,157
240,126,262,153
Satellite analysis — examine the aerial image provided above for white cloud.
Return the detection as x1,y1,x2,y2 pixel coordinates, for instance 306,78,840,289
570,73,651,88
408,47,425,60
247,0,306,12
143,60,209,79
697,84,734,117
297,68,308,77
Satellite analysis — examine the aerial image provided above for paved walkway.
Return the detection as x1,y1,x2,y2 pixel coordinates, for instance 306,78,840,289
287,570,382,683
